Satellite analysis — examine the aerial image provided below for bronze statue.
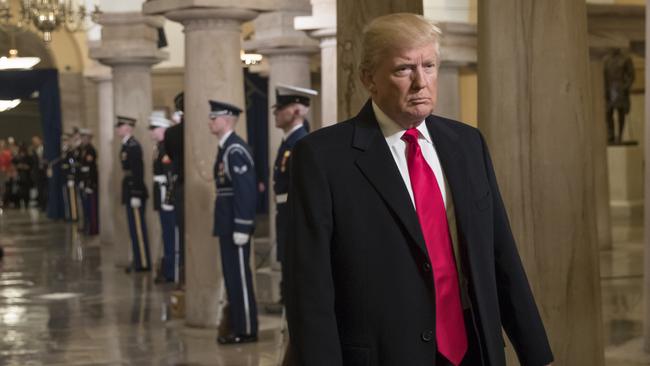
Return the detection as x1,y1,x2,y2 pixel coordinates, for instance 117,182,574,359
603,49,635,144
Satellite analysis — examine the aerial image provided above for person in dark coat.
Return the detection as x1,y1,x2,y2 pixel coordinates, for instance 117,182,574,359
284,14,553,366
208,99,258,345
78,129,99,235
115,116,151,273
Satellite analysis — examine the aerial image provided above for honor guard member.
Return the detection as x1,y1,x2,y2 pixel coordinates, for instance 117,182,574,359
115,116,151,273
149,111,179,283
61,130,80,221
78,128,99,235
59,133,73,220
208,100,259,345
164,92,185,285
272,85,318,265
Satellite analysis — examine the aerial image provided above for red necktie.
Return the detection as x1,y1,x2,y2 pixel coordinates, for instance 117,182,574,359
401,128,467,365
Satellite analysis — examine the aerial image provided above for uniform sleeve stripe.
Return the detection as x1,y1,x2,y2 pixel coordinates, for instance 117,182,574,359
223,144,254,180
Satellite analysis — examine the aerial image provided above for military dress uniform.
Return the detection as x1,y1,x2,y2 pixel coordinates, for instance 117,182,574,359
210,100,258,344
273,126,307,262
272,84,318,263
61,141,80,222
163,92,185,284
78,129,99,235
117,116,151,272
150,112,180,283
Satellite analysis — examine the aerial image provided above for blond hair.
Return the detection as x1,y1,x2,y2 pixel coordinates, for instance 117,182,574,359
359,13,442,74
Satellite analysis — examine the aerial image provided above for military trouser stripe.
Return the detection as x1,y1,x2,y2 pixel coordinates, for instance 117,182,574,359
69,185,77,220
133,207,148,269
174,225,180,284
62,186,70,219
238,246,251,335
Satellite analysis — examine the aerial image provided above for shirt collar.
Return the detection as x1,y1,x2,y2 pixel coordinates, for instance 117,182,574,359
219,130,234,148
121,135,131,145
372,101,431,145
284,124,304,141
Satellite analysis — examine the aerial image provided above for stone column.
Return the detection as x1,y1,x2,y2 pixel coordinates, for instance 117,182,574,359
337,0,423,120
244,8,318,303
87,72,115,245
295,0,338,127
160,7,257,328
90,13,168,267
643,0,650,353
478,1,604,365
435,22,477,121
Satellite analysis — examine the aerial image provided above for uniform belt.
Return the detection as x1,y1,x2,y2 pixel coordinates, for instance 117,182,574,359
276,193,288,204
153,175,166,183
80,167,90,172
123,171,132,176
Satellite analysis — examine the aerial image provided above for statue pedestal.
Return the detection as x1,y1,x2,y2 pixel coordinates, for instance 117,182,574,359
608,144,643,221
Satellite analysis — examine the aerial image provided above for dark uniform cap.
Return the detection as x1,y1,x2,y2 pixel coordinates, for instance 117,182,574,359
209,100,243,118
273,84,318,109
115,116,137,127
174,92,184,113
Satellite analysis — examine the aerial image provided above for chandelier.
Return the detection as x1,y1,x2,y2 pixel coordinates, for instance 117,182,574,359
0,0,101,43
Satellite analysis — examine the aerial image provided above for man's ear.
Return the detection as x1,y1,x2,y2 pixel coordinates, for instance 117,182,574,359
360,69,376,94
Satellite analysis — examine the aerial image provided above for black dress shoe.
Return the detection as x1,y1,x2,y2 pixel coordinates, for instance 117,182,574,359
217,333,258,345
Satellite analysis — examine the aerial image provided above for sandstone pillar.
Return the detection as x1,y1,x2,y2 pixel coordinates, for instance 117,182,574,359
643,1,650,353
295,0,338,127
161,7,257,328
87,72,115,245
478,1,604,364
337,0,423,120
90,13,168,267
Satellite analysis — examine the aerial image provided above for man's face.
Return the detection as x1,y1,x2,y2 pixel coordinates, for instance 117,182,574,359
362,43,439,128
116,124,131,138
208,115,228,136
273,104,297,130
149,127,166,142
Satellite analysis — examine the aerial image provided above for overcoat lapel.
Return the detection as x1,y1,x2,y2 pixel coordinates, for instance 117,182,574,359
353,101,429,260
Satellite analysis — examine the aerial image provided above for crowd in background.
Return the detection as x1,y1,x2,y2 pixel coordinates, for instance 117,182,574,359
0,135,47,210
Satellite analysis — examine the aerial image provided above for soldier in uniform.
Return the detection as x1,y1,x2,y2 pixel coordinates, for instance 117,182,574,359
115,116,151,273
149,111,179,283
78,128,99,235
209,100,258,345
272,85,318,266
61,131,80,221
272,84,317,366
164,92,185,285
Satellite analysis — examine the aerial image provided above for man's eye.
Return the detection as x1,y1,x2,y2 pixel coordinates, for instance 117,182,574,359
395,67,411,75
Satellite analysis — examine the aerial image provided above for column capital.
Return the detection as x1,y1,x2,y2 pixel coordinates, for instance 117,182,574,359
163,8,258,28
89,12,169,68
438,21,477,68
243,10,319,56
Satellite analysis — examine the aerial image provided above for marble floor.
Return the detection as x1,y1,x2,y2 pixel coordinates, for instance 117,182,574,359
0,207,646,365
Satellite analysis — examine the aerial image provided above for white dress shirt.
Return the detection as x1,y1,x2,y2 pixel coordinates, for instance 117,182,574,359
373,101,470,308
372,101,448,209
284,123,304,141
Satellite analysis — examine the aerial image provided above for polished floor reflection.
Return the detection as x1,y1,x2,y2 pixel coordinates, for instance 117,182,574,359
0,209,285,366
0,208,647,365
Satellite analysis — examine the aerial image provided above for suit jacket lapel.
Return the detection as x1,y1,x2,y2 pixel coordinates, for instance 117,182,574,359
353,101,429,259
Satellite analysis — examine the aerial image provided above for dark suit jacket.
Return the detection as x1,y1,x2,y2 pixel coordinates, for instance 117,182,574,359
284,101,553,366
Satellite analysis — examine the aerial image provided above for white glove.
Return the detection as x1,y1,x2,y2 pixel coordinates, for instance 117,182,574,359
233,232,250,246
67,180,75,188
130,197,142,208
161,203,174,211
84,187,93,194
